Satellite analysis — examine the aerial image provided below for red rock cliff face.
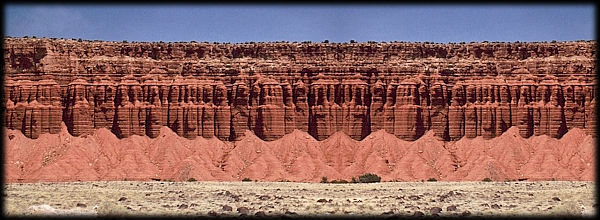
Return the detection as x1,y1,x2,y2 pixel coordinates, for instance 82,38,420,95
3,38,596,141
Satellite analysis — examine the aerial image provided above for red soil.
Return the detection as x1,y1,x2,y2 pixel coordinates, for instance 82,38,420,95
4,124,595,183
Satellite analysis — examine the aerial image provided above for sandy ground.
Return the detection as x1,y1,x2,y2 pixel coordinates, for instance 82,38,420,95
3,181,595,217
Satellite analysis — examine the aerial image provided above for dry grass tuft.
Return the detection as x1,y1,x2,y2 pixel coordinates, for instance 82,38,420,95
97,201,129,216
549,201,582,216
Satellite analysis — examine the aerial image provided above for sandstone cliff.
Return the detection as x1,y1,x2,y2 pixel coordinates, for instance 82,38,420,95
3,38,596,141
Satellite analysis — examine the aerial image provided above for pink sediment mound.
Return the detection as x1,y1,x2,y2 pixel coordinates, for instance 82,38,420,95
4,124,594,183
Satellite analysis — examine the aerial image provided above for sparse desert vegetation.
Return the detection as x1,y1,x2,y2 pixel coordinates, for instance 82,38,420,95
3,181,595,217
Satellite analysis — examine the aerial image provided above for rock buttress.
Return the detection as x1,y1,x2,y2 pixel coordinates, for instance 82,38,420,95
3,38,596,141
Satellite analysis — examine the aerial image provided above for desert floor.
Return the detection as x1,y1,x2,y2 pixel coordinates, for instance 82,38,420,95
3,181,596,217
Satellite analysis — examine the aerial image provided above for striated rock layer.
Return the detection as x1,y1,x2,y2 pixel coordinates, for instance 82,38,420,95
3,38,597,142
3,124,595,182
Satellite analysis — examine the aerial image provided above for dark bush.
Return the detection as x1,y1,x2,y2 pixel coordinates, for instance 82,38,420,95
330,179,349,184
358,173,381,183
321,177,328,183
427,178,437,182
482,177,492,182
242,178,252,182
187,178,197,182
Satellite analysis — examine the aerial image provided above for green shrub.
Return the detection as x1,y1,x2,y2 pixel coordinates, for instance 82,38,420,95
351,177,358,183
358,173,381,183
482,177,492,182
187,178,197,182
242,178,252,182
321,177,328,183
427,178,437,182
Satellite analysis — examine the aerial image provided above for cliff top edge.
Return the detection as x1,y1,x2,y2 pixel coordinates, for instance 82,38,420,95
3,36,596,46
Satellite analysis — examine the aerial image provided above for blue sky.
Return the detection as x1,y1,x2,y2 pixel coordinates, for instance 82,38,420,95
4,4,595,43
